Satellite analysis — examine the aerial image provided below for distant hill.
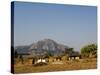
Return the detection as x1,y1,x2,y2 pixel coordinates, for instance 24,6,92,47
15,39,69,56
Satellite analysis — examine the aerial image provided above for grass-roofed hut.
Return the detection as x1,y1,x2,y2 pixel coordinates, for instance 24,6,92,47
68,51,81,60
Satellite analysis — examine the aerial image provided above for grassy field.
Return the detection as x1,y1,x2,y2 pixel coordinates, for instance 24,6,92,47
14,58,97,74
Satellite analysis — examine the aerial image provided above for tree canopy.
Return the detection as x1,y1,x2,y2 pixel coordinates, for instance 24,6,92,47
81,44,97,58
65,48,74,54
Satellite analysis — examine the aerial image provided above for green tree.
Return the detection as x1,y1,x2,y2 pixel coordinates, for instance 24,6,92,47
81,44,97,58
65,48,74,54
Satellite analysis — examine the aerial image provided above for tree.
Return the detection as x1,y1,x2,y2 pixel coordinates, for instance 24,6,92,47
81,44,97,58
65,48,74,55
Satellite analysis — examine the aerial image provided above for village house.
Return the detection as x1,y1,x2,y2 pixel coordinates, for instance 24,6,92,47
68,52,81,60
25,49,50,65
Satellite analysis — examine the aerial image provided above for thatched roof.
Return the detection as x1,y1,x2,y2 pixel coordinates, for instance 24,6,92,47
27,52,48,59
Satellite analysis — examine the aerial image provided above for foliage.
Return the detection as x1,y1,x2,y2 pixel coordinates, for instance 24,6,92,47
81,44,97,58
65,48,74,54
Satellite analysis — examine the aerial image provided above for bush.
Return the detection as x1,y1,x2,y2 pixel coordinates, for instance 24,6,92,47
81,44,97,58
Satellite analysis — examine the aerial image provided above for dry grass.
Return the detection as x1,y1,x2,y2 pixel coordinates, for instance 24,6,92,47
14,58,97,74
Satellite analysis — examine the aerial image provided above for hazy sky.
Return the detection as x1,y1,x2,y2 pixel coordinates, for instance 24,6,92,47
14,1,97,51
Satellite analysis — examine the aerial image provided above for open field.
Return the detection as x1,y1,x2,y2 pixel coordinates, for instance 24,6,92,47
14,58,97,74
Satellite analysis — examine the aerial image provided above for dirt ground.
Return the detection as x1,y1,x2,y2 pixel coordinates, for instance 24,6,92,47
14,58,97,74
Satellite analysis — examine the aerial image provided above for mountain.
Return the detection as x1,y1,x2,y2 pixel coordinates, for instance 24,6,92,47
14,46,30,54
15,39,69,55
30,39,68,51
